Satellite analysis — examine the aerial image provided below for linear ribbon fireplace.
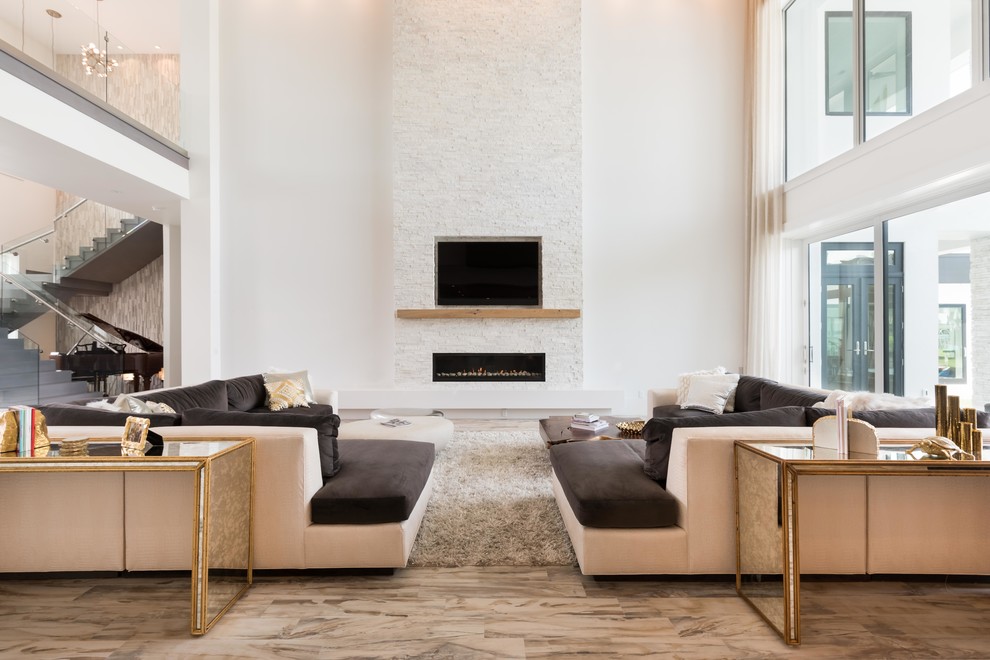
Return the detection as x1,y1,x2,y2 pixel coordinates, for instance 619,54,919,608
433,353,546,382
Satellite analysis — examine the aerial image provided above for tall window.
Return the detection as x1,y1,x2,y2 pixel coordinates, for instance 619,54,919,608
882,194,990,405
786,0,976,180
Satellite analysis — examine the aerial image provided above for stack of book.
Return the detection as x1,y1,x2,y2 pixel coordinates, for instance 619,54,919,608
570,413,608,432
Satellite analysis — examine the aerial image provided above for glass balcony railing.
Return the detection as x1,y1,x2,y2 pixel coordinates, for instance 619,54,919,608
0,0,181,146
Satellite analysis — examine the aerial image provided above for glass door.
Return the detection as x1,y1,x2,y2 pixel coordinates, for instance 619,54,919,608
818,242,903,392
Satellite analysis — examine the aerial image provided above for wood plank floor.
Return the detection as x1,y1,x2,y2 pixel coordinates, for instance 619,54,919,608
2,420,989,658
1,569,989,658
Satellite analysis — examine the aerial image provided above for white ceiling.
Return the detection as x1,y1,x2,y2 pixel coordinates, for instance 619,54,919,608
0,0,179,55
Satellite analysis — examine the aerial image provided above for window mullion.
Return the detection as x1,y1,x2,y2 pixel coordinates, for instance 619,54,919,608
852,0,865,145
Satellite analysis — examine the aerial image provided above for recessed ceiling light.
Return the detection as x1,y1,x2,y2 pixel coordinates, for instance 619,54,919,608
154,45,161,50
117,45,123,50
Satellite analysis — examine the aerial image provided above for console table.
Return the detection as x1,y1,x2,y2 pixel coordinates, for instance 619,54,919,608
0,437,255,635
733,441,990,645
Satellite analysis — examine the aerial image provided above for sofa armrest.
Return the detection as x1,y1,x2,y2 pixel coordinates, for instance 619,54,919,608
313,388,339,411
152,424,324,569
646,388,677,417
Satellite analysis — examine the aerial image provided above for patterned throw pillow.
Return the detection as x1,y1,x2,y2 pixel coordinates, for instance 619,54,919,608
676,367,727,405
146,401,177,414
264,378,310,411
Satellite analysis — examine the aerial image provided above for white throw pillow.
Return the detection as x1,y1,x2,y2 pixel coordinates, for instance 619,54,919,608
676,366,727,405
264,368,316,404
112,394,152,414
814,389,931,411
85,399,120,411
681,373,741,414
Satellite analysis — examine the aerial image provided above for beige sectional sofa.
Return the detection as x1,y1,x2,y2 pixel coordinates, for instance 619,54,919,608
0,422,435,573
551,386,990,576
0,381,437,574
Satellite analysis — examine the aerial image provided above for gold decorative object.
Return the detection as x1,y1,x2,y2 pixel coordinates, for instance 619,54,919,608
933,385,984,461
0,410,17,453
935,385,949,438
59,437,89,456
616,420,645,435
906,436,974,461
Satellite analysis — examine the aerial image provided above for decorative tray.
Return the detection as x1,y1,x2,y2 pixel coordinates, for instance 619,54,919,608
615,420,646,435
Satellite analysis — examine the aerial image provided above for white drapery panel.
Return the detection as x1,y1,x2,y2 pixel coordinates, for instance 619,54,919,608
744,0,785,379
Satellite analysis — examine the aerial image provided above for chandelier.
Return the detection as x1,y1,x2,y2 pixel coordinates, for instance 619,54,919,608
81,0,117,77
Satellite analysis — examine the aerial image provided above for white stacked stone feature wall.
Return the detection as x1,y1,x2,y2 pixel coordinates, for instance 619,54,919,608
393,0,582,389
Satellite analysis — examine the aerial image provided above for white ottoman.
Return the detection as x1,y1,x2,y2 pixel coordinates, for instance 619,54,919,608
338,416,454,451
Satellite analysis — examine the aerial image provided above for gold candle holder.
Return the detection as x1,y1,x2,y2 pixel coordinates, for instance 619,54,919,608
948,396,961,443
935,385,949,438
960,422,974,459
974,429,984,461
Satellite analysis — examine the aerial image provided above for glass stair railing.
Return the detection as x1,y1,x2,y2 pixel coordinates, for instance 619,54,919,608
0,272,121,353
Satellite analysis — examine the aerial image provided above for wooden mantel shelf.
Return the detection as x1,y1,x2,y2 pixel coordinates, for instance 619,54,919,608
396,308,581,319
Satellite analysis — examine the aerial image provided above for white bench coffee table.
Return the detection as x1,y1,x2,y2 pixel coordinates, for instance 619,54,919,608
339,414,454,451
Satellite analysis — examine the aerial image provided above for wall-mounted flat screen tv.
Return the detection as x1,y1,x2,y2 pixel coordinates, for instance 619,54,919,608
436,239,540,306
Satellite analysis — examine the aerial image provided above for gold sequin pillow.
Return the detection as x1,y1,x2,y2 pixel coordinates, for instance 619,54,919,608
264,378,310,411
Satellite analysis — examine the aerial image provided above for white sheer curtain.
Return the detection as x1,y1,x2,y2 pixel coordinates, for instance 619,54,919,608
743,0,785,379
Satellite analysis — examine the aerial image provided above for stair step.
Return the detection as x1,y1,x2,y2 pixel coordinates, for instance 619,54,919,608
120,218,141,232
0,368,70,389
0,380,90,403
0,338,29,351
36,390,100,406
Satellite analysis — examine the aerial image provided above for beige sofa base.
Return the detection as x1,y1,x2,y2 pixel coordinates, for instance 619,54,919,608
12,424,433,573
553,425,988,576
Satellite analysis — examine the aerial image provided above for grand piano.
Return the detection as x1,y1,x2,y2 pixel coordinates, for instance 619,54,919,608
52,313,164,393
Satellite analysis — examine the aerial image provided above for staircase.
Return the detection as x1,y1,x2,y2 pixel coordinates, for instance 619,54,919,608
0,202,162,405
46,218,161,299
0,327,94,405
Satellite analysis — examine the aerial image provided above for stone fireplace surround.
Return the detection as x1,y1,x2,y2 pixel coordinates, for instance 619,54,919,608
392,1,583,394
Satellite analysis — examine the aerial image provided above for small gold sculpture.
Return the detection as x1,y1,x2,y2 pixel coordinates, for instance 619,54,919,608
906,436,974,461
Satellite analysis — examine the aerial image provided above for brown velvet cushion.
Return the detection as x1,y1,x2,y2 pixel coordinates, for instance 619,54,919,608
759,382,828,410
182,407,341,478
311,439,434,524
733,376,777,412
225,374,266,412
651,404,714,421
132,380,228,413
550,439,678,528
642,406,807,485
37,403,181,427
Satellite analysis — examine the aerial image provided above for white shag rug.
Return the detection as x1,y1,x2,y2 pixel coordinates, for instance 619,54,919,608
407,430,577,567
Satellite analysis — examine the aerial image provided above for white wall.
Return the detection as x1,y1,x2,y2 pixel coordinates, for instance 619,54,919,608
582,0,747,413
0,174,53,248
212,1,393,391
